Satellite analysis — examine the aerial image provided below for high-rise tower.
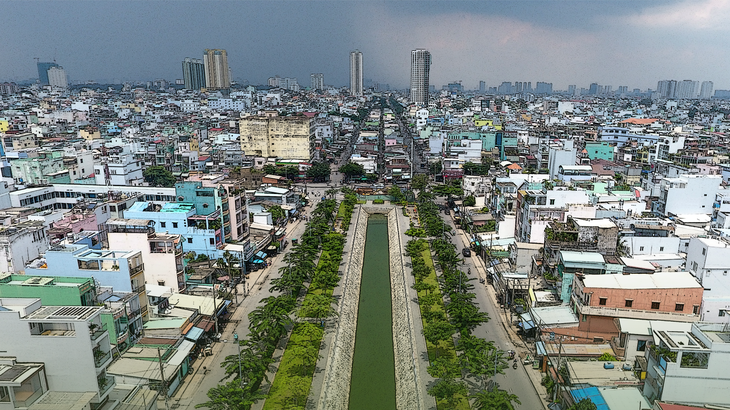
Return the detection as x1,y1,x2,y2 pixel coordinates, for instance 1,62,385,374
349,50,363,96
37,62,59,85
311,73,324,90
182,58,206,90
47,66,68,88
409,49,431,104
203,49,230,90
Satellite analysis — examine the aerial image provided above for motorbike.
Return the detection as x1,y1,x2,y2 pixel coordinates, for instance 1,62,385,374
513,359,518,369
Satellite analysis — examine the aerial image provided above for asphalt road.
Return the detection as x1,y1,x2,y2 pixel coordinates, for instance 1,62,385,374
442,214,546,410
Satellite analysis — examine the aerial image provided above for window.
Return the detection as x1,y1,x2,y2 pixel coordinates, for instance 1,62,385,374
549,199,555,205
158,280,165,286
160,222,166,228
625,299,633,308
0,386,9,402
660,246,664,252
210,238,215,245
720,310,726,317
637,340,647,352
651,301,660,310
599,297,607,306
172,222,178,228
693,305,700,315
702,248,706,255
640,246,644,251
675,303,684,312
187,238,192,244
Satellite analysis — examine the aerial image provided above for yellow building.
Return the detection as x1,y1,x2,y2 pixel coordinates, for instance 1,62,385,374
239,112,313,159
0,120,8,133
78,127,101,141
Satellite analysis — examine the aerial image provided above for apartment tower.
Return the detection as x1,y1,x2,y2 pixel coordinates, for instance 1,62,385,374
311,73,324,90
203,49,230,90
182,58,206,90
350,50,363,96
410,49,431,104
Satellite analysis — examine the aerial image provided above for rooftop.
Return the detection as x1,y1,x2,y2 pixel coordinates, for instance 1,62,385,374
582,272,702,290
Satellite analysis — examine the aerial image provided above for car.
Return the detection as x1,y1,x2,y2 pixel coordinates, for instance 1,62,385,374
462,248,471,257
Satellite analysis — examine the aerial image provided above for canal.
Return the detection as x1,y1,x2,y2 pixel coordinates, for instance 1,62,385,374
348,214,396,410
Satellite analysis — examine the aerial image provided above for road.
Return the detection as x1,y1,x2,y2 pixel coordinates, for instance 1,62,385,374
442,213,546,409
387,96,425,176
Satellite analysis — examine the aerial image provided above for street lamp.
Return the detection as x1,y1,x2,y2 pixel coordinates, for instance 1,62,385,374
233,333,242,388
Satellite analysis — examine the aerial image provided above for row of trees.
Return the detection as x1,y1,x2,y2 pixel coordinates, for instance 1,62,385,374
411,187,521,409
197,199,339,410
338,188,358,231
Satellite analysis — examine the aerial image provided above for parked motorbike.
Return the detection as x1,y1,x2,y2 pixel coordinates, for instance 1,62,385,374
513,359,518,369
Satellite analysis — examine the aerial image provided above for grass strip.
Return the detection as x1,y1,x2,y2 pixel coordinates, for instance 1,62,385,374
262,323,324,409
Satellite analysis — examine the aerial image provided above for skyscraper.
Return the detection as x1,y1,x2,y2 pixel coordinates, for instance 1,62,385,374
47,66,67,88
700,81,714,99
310,73,324,90
37,62,59,85
203,49,230,90
349,50,363,96
409,49,431,104
479,81,486,93
182,58,206,90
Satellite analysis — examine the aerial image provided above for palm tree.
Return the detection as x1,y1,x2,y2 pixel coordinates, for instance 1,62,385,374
195,380,266,410
297,294,338,325
471,387,521,410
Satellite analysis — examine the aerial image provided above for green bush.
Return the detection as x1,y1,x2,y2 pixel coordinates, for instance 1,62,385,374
373,199,385,204
598,352,616,361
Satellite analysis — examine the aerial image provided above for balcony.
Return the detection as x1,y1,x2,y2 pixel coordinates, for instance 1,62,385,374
98,374,115,396
93,348,112,369
572,294,699,322
128,307,141,319
132,283,146,295
129,263,145,277
90,323,108,342
140,304,148,317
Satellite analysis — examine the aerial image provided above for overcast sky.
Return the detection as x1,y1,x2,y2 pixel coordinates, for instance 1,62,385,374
1,0,728,90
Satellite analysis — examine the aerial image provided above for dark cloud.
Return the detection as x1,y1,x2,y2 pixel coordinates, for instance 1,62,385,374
0,1,727,89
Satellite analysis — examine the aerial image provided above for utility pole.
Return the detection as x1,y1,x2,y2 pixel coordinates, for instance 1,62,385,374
157,348,169,410
234,333,243,388
213,283,219,337
553,337,563,403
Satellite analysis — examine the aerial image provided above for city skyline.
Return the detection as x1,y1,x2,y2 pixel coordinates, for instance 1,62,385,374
2,1,729,89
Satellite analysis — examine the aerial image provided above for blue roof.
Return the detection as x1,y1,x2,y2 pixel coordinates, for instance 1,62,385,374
570,387,608,410
185,326,204,342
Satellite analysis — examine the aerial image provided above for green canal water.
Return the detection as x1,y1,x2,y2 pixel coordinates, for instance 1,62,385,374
348,214,396,410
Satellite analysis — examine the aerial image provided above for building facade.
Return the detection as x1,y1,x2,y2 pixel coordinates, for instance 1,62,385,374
203,49,230,90
182,58,206,91
349,50,363,96
410,49,431,105
239,112,314,159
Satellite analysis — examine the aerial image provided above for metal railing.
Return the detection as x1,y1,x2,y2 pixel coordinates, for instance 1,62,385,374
572,294,699,322
129,263,145,276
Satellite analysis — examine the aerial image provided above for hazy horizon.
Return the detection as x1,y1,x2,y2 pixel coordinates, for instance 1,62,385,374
2,0,728,90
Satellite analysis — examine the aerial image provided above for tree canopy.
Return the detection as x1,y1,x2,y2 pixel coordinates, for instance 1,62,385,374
306,161,331,182
339,162,365,178
143,166,175,187
462,161,490,176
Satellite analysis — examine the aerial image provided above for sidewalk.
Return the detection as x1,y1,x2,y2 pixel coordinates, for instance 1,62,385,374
166,218,309,409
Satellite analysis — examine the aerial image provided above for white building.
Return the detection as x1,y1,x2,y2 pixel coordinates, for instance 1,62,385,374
547,139,577,179
0,221,49,273
656,175,723,217
94,154,145,186
643,322,730,407
349,51,363,96
47,66,68,88
0,298,115,408
685,237,730,323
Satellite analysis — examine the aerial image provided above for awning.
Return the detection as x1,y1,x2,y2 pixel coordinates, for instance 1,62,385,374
185,326,204,342
289,209,298,216
253,259,264,264
217,300,231,317
196,319,214,333
217,276,230,281
535,341,547,356
519,312,535,330
255,251,266,259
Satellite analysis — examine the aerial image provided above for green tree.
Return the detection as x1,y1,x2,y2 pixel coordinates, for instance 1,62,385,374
568,399,598,410
307,161,331,182
143,166,175,187
471,387,521,410
463,195,476,206
267,205,286,222
462,161,490,176
429,161,443,175
339,162,365,179
195,380,265,409
388,185,406,202
423,319,455,357
412,174,429,191
427,377,467,408
297,294,338,323
427,355,461,379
